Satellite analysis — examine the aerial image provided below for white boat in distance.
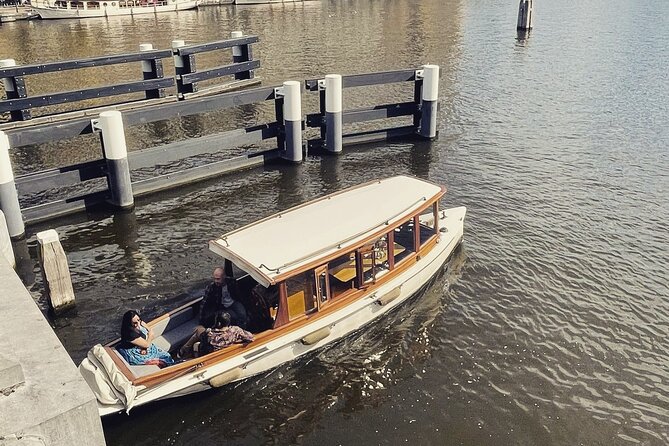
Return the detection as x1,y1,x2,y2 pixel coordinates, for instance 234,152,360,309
79,175,467,417
32,0,198,19
235,0,302,4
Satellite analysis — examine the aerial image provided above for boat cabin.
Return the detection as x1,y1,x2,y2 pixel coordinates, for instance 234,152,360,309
210,175,445,331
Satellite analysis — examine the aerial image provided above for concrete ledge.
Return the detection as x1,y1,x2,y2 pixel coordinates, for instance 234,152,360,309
0,260,105,446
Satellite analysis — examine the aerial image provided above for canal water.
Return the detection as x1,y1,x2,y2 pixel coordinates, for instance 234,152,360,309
2,0,669,444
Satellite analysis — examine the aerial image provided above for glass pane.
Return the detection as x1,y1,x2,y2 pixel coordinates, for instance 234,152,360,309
285,272,316,321
361,235,391,283
394,220,415,264
328,252,357,298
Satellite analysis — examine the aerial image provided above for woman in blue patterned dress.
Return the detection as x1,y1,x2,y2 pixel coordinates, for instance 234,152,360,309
117,310,175,368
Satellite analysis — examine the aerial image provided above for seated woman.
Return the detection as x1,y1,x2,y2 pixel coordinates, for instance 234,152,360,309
198,311,254,356
117,310,175,368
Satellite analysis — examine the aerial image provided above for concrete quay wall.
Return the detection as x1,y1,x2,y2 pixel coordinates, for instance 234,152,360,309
0,260,105,446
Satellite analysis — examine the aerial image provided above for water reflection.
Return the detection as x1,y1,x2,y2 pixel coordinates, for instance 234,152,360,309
516,29,532,44
112,210,153,288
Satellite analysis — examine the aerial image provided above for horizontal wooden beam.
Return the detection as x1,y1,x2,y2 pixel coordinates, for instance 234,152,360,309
122,85,278,126
22,190,109,225
0,78,175,112
343,102,418,124
342,125,417,146
305,69,416,91
180,60,260,85
15,159,107,196
128,123,280,170
5,118,94,148
175,36,259,56
132,148,280,197
0,49,173,78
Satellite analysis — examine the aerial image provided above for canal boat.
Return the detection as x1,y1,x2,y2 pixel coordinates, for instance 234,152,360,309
235,0,303,5
32,0,198,19
79,175,466,417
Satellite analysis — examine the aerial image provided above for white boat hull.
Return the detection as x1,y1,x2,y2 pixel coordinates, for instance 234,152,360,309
99,206,466,417
33,0,197,19
235,0,302,4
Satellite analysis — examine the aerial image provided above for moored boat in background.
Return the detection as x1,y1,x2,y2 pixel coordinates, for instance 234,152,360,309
32,0,198,19
234,0,303,5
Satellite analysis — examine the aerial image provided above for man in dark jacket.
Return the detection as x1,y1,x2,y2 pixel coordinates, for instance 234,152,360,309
199,266,248,329
178,267,248,359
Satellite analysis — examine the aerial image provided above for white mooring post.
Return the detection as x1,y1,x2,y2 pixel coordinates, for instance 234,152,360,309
281,81,303,163
36,229,75,314
517,0,533,30
96,111,134,209
172,39,186,69
0,58,17,97
139,43,154,77
139,43,162,99
172,39,193,98
0,210,16,268
324,74,343,154
0,131,24,239
231,30,243,63
418,65,440,140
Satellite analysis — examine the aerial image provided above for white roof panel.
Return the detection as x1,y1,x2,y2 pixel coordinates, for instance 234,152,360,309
209,175,443,286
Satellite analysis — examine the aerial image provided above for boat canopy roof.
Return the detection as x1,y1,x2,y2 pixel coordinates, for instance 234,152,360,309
209,175,444,287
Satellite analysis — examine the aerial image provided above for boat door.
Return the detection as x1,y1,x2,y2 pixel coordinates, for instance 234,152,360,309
314,265,330,309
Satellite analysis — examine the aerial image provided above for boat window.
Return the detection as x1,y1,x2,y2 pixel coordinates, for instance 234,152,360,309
393,219,415,264
418,203,439,245
359,235,391,284
327,251,358,298
285,272,317,321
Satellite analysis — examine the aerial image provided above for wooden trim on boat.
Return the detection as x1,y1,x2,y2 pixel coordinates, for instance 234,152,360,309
132,228,443,388
104,346,134,378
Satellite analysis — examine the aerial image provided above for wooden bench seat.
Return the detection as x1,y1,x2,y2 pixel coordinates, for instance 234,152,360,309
152,306,199,352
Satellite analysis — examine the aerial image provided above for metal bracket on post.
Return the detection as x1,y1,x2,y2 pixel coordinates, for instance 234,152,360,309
274,86,285,98
317,79,326,91
90,118,102,132
415,69,425,80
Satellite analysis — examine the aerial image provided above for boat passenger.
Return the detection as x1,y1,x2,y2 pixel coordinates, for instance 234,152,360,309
117,310,175,368
198,311,254,356
201,266,248,330
178,267,249,358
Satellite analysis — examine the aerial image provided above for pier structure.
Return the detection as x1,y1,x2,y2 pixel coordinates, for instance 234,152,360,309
0,52,440,251
0,221,105,445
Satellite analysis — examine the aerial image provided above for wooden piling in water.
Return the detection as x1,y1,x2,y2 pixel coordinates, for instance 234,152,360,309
96,110,134,210
280,81,303,163
517,0,534,30
36,229,75,314
418,65,440,140
324,74,343,154
140,43,165,100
